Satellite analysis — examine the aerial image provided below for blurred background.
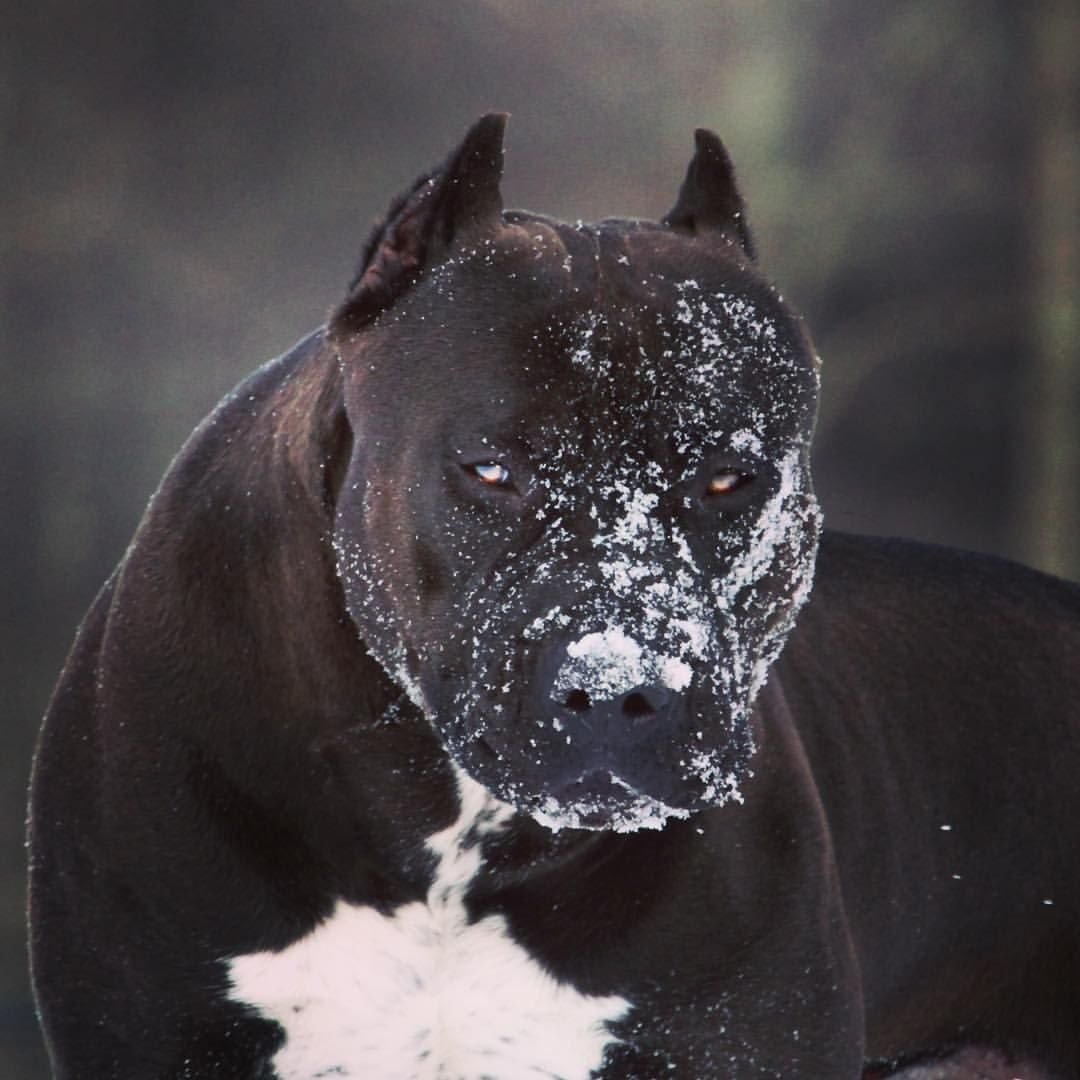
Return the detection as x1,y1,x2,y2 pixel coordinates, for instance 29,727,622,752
3,0,1077,1073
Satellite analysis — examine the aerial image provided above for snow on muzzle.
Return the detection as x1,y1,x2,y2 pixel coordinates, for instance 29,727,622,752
456,583,753,833
553,626,693,704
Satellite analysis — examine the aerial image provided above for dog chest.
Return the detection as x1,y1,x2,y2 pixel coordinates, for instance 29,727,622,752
226,780,629,1079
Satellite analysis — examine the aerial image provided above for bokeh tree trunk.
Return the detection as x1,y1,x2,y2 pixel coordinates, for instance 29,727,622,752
1021,0,1080,579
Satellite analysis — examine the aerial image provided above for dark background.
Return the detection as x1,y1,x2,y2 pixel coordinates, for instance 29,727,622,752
3,1,1077,1074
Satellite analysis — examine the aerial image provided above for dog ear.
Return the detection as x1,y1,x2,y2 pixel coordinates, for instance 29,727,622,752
332,113,508,334
662,129,755,260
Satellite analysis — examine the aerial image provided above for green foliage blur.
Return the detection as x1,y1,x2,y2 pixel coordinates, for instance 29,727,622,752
2,1,1076,1074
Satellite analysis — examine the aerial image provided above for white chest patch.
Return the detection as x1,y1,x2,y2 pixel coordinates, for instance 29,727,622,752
226,771,630,1079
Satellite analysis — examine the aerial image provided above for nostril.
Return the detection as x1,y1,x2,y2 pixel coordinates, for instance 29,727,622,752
622,691,657,720
564,688,592,713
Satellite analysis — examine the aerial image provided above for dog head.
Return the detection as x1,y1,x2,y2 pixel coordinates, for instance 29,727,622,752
328,115,821,832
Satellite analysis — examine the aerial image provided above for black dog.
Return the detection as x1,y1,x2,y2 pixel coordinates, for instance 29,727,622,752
29,115,1080,1078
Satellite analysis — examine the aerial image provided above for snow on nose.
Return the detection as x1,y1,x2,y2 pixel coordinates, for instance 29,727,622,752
552,626,692,705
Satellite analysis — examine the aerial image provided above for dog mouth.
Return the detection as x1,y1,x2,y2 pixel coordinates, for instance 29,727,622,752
464,710,718,833
430,648,754,833
530,768,694,833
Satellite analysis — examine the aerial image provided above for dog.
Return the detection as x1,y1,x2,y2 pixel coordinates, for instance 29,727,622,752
28,114,1080,1079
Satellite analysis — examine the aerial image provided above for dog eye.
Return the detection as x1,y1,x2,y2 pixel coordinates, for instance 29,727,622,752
469,462,512,487
706,470,754,496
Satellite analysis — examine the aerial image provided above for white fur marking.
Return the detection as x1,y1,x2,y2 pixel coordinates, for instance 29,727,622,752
226,770,629,1079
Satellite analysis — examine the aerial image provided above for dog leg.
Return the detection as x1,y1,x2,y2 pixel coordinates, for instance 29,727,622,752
865,1046,1060,1080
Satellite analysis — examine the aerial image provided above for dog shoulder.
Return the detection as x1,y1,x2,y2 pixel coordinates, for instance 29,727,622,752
815,529,1080,627
793,529,1080,701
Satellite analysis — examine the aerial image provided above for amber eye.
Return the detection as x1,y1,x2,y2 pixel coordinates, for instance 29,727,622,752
707,470,754,496
470,462,512,487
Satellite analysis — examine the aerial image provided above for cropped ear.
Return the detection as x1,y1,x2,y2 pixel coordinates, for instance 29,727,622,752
332,113,508,334
662,129,755,260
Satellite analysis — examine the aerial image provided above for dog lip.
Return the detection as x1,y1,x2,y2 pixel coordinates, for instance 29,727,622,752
552,766,673,811
550,769,625,827
561,768,619,797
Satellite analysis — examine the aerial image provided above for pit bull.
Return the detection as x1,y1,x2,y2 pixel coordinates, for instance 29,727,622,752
28,114,1080,1079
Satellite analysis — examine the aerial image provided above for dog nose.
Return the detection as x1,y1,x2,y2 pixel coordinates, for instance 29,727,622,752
560,683,673,727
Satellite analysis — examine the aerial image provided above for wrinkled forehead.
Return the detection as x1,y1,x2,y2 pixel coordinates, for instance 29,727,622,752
552,275,818,457
361,227,819,462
